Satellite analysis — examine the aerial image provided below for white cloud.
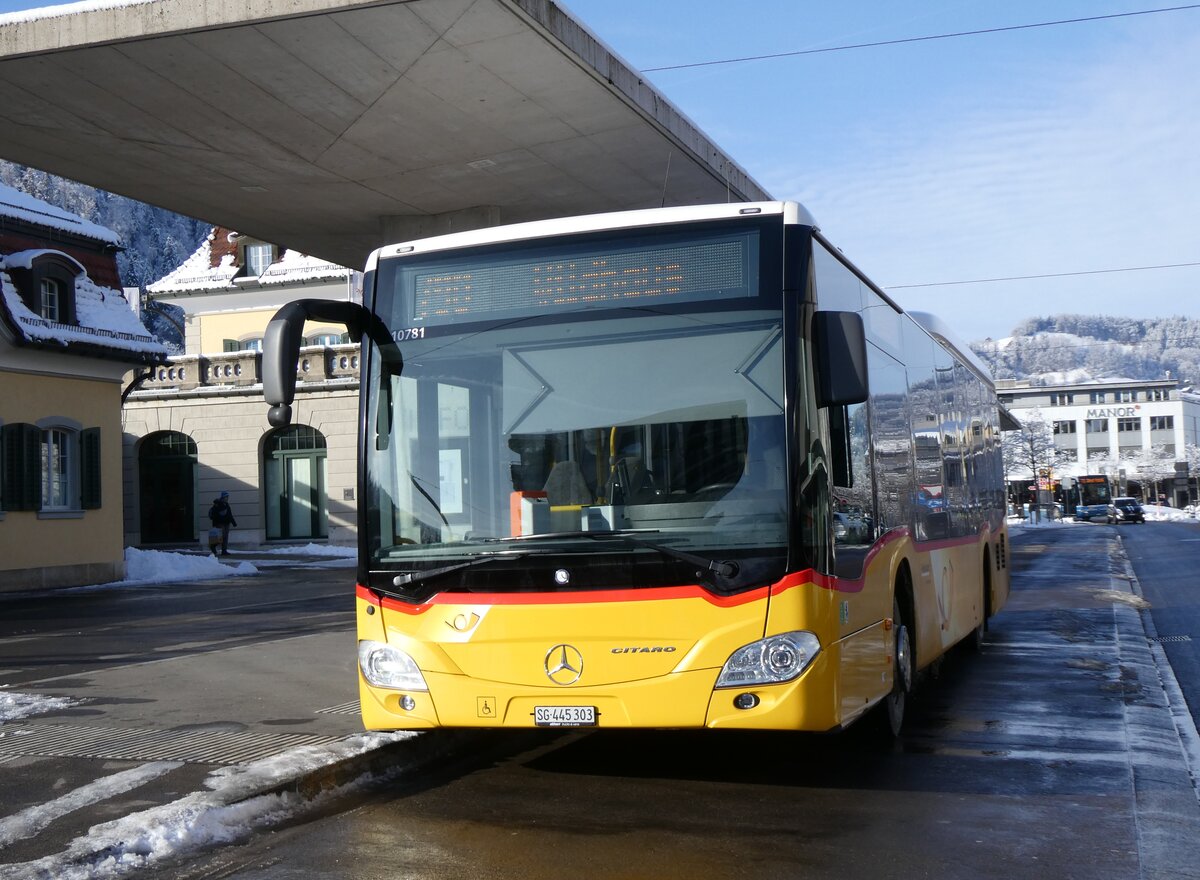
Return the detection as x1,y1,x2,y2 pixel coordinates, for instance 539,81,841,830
770,27,1200,340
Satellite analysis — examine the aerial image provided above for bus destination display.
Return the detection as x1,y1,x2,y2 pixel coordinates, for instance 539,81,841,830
407,234,756,326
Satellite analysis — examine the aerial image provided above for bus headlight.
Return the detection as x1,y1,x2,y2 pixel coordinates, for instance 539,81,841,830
358,640,429,691
715,632,821,688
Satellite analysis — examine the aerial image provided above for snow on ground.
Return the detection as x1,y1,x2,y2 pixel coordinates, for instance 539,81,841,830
245,543,355,558
0,691,75,723
1143,504,1196,523
0,763,181,850
1008,503,1197,531
1,732,414,880
114,547,258,586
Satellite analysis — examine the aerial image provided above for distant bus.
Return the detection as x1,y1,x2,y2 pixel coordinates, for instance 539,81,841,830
263,201,1012,737
1072,475,1113,521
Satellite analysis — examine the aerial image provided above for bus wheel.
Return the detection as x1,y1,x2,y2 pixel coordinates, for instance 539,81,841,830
882,598,913,738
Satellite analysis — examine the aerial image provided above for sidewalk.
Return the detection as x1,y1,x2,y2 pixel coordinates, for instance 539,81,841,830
1,531,1199,878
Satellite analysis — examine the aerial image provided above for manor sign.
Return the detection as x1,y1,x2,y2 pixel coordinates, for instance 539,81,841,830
1085,406,1141,419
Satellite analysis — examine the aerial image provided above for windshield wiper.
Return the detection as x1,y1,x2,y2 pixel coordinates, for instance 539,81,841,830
391,551,528,588
496,531,739,579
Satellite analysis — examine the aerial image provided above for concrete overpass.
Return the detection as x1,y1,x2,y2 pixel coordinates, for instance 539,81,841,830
0,0,771,270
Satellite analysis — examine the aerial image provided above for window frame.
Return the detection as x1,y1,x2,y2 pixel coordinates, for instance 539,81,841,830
40,276,62,322
9,252,81,325
244,242,276,277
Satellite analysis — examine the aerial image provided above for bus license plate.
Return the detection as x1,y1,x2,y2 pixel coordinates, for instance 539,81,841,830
534,706,596,727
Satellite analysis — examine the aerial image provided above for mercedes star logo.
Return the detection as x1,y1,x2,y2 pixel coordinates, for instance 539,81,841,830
544,644,584,686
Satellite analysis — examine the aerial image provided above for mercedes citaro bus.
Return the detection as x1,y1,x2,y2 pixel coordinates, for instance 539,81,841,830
263,201,1012,736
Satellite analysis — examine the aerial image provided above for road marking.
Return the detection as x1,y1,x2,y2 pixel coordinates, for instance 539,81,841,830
0,761,181,848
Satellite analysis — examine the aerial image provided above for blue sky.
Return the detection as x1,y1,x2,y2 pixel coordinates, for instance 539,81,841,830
564,0,1200,342
1,0,1196,342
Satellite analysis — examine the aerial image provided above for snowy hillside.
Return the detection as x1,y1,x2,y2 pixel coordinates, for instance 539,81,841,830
970,315,1200,385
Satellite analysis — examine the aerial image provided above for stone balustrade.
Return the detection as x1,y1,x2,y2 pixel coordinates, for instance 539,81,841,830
137,343,361,395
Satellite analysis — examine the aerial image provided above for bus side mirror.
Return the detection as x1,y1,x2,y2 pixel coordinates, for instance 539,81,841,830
263,298,402,428
814,311,869,407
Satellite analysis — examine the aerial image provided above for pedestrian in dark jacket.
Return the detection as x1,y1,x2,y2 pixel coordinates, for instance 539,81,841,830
207,491,237,556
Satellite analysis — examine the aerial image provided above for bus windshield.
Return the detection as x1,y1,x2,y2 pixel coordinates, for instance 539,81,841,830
363,224,788,593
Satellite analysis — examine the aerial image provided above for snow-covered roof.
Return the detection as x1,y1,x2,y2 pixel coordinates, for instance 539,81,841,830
1,253,167,362
149,232,349,294
0,182,121,246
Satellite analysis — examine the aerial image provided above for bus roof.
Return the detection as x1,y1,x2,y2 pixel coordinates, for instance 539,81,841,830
909,310,995,387
365,201,818,270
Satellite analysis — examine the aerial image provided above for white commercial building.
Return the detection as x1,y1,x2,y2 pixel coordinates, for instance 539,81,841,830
996,377,1200,506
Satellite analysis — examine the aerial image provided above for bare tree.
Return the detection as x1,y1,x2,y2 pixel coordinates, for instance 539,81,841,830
1127,447,1178,504
1001,408,1062,483
1001,409,1068,518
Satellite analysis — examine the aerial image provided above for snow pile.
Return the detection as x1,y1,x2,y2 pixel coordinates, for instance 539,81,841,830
118,547,258,585
1143,504,1195,523
2,732,413,880
0,691,75,723
252,543,355,558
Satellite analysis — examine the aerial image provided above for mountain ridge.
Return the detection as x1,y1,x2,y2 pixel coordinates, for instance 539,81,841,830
969,314,1200,386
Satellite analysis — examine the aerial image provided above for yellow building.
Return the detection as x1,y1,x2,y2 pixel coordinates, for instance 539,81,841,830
0,184,167,591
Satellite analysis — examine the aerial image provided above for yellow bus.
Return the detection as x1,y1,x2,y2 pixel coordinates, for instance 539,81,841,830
264,202,1011,736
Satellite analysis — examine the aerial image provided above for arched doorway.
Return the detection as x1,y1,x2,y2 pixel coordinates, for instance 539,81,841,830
264,425,328,540
139,431,197,543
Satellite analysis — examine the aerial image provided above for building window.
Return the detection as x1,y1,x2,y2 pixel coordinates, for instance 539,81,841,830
245,243,275,276
1089,392,1106,404
306,333,349,346
1086,419,1108,433
223,338,262,352
1051,393,1074,406
1053,420,1076,435
1148,389,1170,401
10,253,80,325
1114,390,1136,402
1117,418,1140,432
1150,415,1174,431
41,428,76,510
40,277,62,321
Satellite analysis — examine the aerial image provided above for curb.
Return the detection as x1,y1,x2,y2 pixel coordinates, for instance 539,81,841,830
1112,536,1200,880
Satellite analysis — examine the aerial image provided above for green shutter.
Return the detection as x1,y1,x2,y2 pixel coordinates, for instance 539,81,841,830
81,427,102,509
223,339,240,352
1,423,41,511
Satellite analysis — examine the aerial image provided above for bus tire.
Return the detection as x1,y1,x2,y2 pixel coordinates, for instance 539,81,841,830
880,596,913,738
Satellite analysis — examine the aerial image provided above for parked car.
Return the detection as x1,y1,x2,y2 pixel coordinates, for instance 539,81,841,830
1111,496,1145,524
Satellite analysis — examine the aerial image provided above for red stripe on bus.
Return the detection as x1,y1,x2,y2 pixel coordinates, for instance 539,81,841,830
357,526,994,611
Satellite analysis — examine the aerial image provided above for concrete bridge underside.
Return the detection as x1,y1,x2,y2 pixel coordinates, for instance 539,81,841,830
0,0,771,269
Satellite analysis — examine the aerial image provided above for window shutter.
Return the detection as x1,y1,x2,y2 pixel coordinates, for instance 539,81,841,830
223,339,240,352
1,423,41,511
81,427,102,509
